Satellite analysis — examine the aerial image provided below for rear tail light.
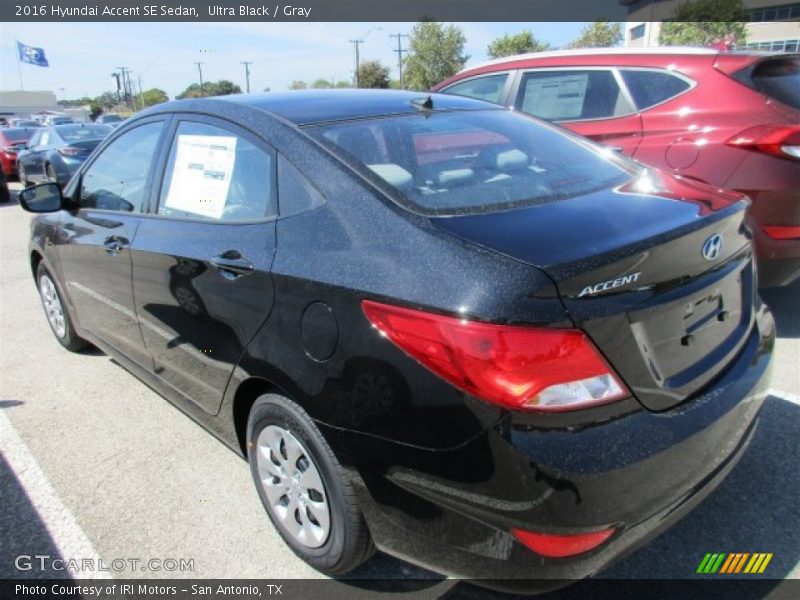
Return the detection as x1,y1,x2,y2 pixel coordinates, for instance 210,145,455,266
763,225,800,240
726,125,800,160
3,146,17,154
361,300,629,412
512,527,616,558
57,146,82,158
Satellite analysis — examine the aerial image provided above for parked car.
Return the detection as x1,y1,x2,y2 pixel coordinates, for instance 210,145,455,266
41,115,74,126
8,118,41,128
17,123,112,188
95,114,126,128
434,48,800,287
0,127,36,177
18,91,774,591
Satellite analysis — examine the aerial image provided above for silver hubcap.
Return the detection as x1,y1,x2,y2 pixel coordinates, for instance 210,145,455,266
39,274,66,338
256,425,331,548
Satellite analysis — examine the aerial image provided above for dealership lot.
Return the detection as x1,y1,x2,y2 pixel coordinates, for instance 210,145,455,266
1,183,798,592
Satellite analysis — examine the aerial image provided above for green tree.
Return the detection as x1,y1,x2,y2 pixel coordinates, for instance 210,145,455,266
289,80,307,90
176,80,242,99
312,78,333,89
404,21,469,91
659,0,748,46
487,30,550,59
568,20,623,48
357,60,391,88
141,88,168,107
335,80,352,88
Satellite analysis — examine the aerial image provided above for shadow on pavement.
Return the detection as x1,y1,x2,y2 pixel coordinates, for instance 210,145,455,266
0,451,71,579
761,279,800,339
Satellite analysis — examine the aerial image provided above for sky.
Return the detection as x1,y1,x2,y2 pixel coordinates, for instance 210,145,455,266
0,22,587,100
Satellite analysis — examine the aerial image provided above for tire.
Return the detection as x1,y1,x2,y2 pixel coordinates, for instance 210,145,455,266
36,263,88,352
45,163,58,185
247,393,374,575
18,164,30,187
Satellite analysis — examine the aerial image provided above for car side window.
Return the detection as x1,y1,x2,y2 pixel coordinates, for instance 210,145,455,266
516,70,633,122
621,70,692,110
80,121,163,212
158,121,275,222
277,154,325,217
443,74,510,104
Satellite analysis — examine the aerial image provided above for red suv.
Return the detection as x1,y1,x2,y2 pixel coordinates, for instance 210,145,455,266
434,48,800,287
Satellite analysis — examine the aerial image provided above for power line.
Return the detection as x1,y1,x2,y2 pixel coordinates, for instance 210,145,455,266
389,33,409,90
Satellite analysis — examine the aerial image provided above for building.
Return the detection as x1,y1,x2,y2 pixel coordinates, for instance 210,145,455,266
621,0,799,52
0,90,89,123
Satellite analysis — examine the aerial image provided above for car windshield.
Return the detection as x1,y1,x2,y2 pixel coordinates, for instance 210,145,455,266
307,109,635,216
2,128,34,142
55,124,111,142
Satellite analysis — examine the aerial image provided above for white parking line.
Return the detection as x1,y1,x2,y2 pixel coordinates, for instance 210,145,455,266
0,410,111,579
769,388,800,406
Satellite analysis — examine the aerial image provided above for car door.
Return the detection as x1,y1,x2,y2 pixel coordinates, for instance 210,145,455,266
54,118,168,368
25,128,52,182
131,116,277,415
514,68,643,156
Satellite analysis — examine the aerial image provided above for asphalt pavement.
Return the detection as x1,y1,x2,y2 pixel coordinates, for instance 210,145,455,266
1,183,798,598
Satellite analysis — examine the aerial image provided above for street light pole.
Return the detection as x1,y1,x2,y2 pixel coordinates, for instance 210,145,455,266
195,62,205,96
240,61,252,93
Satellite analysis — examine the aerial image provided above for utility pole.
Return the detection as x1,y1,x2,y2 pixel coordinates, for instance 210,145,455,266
194,62,205,96
390,33,409,90
240,61,252,93
349,39,362,87
138,75,144,110
111,72,121,104
117,67,132,109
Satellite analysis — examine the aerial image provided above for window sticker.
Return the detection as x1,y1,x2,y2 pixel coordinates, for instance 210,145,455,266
522,73,589,120
164,134,237,219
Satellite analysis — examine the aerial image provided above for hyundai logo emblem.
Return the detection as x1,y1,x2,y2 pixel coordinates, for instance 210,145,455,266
702,234,723,261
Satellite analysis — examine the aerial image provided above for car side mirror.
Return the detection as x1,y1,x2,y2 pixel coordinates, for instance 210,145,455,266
19,183,64,213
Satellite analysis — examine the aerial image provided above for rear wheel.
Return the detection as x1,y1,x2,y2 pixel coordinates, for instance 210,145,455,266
36,263,88,352
247,393,374,574
18,164,30,187
45,163,58,185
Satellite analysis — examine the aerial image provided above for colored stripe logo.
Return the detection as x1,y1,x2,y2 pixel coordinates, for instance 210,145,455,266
696,553,773,574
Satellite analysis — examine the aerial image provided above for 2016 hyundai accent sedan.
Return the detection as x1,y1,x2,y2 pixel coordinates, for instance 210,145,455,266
19,90,774,591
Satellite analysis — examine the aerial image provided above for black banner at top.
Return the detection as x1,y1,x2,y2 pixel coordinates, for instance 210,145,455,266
0,0,781,23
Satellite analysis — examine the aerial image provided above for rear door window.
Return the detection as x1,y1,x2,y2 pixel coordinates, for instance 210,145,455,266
741,56,800,110
516,69,634,121
442,74,510,104
620,69,693,110
158,120,275,222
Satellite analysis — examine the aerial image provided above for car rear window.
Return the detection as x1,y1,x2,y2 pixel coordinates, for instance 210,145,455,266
620,69,692,110
1,128,34,142
56,124,112,142
307,109,635,216
741,56,800,110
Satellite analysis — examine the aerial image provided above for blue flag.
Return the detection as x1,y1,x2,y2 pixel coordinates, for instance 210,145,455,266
17,41,49,67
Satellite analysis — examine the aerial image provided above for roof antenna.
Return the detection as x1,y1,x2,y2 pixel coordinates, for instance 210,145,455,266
411,95,434,111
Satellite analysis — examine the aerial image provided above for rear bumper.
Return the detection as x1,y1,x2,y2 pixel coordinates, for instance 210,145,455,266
752,224,800,287
330,304,775,589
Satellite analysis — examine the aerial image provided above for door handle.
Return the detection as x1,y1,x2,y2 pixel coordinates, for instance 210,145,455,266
103,235,129,255
209,251,254,279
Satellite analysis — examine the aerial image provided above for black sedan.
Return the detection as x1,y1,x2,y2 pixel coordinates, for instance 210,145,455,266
18,90,774,590
17,123,111,188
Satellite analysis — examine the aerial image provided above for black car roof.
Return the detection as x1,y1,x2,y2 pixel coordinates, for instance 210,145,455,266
191,89,502,126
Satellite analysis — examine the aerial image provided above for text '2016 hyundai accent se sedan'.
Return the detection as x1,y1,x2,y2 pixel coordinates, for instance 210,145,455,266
19,90,774,591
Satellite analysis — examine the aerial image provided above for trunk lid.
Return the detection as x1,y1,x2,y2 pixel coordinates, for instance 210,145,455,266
432,171,756,411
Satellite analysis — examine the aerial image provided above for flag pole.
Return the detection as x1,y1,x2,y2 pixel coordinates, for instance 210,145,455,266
15,42,24,90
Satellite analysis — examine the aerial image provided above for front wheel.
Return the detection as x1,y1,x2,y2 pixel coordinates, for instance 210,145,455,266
37,263,88,352
247,393,374,575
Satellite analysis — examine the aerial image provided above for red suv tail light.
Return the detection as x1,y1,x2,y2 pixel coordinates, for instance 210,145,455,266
361,300,629,412
726,125,800,160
